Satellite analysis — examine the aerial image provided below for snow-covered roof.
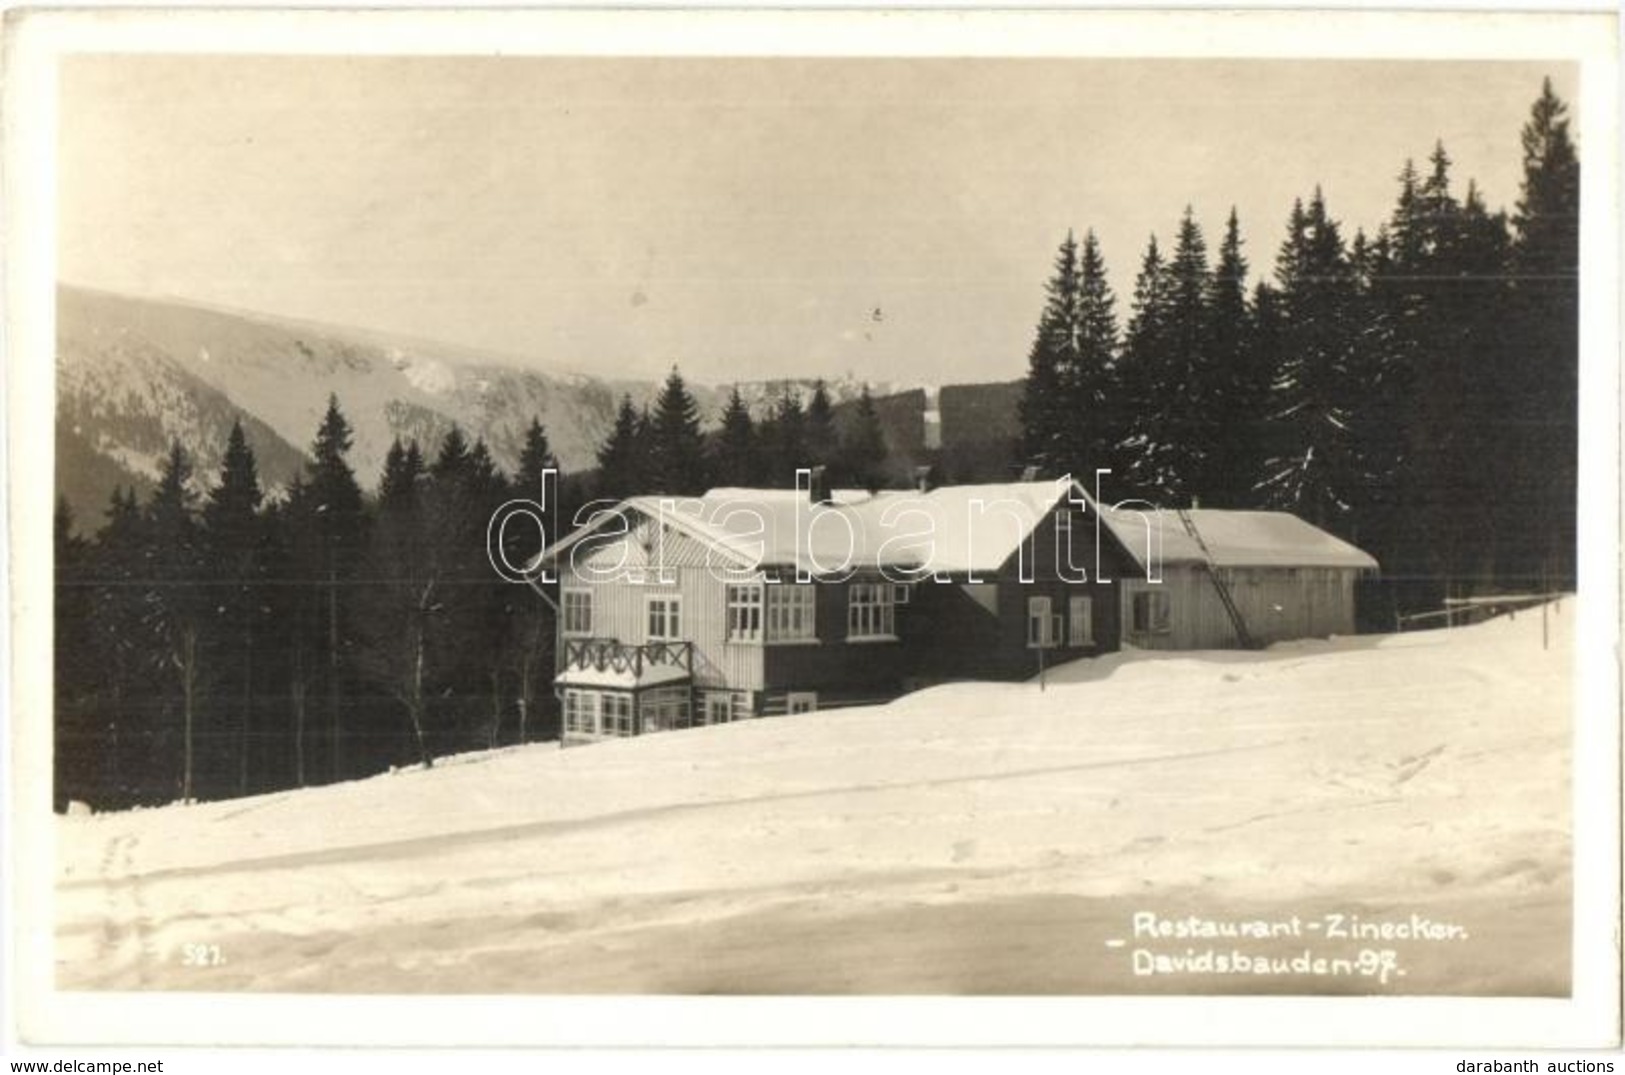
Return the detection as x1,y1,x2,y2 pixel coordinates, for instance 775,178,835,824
1097,504,1378,572
536,479,1378,579
554,662,691,690
539,478,1080,578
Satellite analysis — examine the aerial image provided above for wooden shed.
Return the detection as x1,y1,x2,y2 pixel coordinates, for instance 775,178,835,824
1097,505,1379,650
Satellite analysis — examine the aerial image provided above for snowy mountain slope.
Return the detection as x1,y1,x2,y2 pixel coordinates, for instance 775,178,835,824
55,605,1573,995
54,286,923,523
55,306,310,525
56,284,642,495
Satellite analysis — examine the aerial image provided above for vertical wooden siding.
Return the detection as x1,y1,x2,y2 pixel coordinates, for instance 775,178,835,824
560,512,765,690
1120,566,1361,650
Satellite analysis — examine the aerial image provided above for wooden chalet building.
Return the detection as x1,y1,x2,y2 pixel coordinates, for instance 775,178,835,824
534,477,1378,745
1096,504,1379,650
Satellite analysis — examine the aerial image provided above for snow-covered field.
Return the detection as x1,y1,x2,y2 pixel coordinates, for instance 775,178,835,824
55,605,1572,995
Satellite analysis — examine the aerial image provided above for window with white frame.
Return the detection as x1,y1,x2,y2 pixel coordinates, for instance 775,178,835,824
1132,590,1172,634
701,692,735,726
766,584,817,642
602,692,634,737
728,583,816,643
892,582,912,605
564,690,600,736
646,594,683,641
1027,596,1059,649
561,590,593,636
1069,595,1094,646
726,584,763,642
848,581,896,640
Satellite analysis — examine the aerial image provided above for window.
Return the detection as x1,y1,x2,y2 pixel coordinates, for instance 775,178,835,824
1070,595,1094,647
787,692,819,715
602,692,634,737
767,584,817,642
1027,596,1059,649
847,582,896,640
892,582,912,605
702,692,738,726
562,590,593,636
640,687,691,733
564,690,600,736
1132,590,1172,634
726,584,763,642
646,594,683,641
728,584,816,643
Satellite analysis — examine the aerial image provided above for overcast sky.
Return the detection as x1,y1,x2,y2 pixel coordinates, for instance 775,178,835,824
59,56,1576,386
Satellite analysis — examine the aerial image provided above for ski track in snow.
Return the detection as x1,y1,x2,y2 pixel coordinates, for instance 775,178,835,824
54,605,1575,994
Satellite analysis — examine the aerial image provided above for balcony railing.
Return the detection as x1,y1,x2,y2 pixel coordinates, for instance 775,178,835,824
561,637,694,679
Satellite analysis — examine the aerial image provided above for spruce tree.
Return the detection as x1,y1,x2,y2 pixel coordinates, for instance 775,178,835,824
304,395,365,784
1115,235,1174,497
1256,192,1362,527
595,394,643,500
765,384,807,485
1065,230,1120,479
202,420,265,798
54,497,94,810
1018,231,1083,475
512,419,560,567
1159,209,1212,500
357,436,438,770
712,385,759,487
514,418,557,500
651,366,709,494
379,437,425,511
839,384,890,490
1510,78,1579,587
1201,209,1257,505
805,380,839,472
87,487,152,806
143,440,206,802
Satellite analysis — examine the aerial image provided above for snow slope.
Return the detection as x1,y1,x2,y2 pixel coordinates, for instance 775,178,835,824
55,605,1573,995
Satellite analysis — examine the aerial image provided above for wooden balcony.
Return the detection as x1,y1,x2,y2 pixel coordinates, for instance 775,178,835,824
560,637,694,681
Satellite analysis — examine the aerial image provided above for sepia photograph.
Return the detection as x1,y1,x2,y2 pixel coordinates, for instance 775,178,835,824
4,5,1620,1056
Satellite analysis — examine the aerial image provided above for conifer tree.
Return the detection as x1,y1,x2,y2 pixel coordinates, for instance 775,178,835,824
143,440,206,802
202,420,265,798
1158,209,1213,500
357,437,437,770
764,383,807,485
839,384,890,490
1200,209,1258,505
712,385,759,487
1019,231,1083,475
504,419,560,747
1065,230,1121,479
651,366,709,494
512,418,560,567
1256,192,1362,526
54,497,94,809
304,395,366,783
595,394,644,500
1115,235,1174,496
805,380,839,472
514,418,557,501
1510,78,1579,586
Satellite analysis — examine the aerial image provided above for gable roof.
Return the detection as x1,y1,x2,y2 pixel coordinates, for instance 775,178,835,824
536,479,1378,579
538,478,1082,578
1097,504,1378,572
